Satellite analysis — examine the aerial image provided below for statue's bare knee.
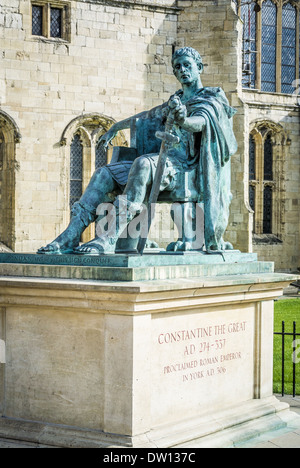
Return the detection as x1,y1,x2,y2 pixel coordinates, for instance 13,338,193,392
124,157,151,202
132,156,151,178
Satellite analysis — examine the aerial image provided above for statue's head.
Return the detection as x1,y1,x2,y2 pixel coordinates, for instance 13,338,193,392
171,47,203,74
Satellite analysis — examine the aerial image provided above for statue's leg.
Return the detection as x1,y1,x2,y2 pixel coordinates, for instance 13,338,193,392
37,168,117,254
122,156,152,204
166,203,184,252
167,202,204,252
75,156,152,254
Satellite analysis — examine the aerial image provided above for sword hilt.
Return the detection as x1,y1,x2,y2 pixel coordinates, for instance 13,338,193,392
155,131,180,145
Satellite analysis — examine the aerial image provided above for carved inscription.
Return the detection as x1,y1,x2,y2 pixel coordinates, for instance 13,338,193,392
157,321,247,382
3,254,117,267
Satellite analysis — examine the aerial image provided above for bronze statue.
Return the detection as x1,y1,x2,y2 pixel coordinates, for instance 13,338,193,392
38,47,237,255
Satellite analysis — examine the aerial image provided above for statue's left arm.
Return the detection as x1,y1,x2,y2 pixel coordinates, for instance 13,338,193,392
179,115,206,133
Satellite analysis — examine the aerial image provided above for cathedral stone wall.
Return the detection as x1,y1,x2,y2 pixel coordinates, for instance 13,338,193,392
0,0,299,270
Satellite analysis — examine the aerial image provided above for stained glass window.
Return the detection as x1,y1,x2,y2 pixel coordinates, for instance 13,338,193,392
50,8,62,38
281,3,296,94
264,134,273,181
241,0,257,88
261,0,277,92
95,139,107,170
249,134,256,180
32,5,43,36
263,134,273,234
70,133,83,212
263,186,272,233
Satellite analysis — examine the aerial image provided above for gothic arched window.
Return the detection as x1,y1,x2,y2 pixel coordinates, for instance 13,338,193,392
0,111,21,250
249,121,287,240
61,114,127,243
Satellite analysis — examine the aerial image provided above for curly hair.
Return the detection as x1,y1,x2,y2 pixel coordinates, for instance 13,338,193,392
171,47,203,71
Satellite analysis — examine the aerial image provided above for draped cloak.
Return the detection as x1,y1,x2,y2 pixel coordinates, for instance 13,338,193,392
107,87,238,251
183,87,238,250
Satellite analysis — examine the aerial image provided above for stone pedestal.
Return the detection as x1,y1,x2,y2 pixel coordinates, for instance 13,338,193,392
0,253,299,447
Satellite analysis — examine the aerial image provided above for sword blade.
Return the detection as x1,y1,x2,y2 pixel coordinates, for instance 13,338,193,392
137,113,179,254
137,139,169,254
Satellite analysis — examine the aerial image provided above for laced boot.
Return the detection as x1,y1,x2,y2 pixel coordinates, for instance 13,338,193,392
74,196,142,255
37,202,95,254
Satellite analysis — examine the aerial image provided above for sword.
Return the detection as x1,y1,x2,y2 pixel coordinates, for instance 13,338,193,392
137,96,181,254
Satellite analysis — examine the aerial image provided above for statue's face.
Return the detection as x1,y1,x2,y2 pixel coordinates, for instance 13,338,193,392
173,55,200,85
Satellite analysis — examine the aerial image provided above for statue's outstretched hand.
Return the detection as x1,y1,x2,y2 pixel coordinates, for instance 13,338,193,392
99,129,117,149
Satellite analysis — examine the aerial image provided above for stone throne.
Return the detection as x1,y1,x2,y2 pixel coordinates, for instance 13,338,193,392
103,109,204,253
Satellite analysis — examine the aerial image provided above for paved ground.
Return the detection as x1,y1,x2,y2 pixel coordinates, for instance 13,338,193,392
237,395,300,448
0,395,299,448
